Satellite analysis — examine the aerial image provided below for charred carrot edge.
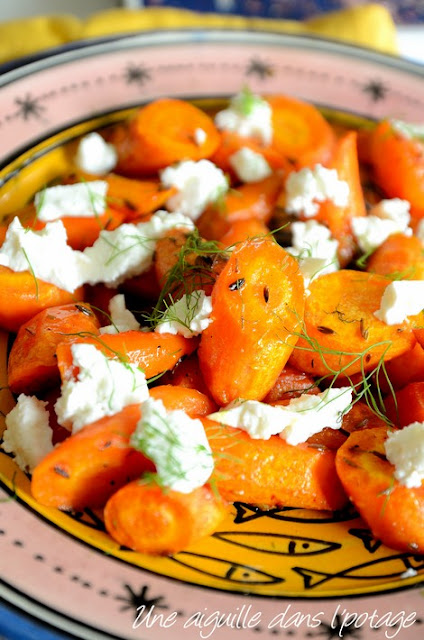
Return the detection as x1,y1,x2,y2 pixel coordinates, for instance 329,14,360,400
336,426,424,553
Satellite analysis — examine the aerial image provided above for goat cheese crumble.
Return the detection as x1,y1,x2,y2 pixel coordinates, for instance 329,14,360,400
286,220,339,288
351,198,412,253
209,387,352,446
130,397,214,493
214,89,273,146
55,343,149,433
100,294,141,334
75,132,117,175
1,394,53,472
155,290,213,338
161,160,228,221
285,164,350,218
385,422,424,488
34,181,108,222
374,280,424,325
229,147,272,183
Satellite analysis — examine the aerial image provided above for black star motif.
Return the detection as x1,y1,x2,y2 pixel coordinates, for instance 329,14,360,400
362,79,388,102
115,584,168,613
310,615,362,639
246,57,274,79
14,93,46,120
124,64,151,86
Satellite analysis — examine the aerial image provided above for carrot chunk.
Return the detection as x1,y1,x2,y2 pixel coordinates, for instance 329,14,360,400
198,238,304,405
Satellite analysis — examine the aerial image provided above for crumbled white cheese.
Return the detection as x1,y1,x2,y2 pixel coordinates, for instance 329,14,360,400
75,132,117,175
55,343,149,433
208,387,352,445
161,160,228,221
385,422,424,488
215,89,273,146
194,128,207,145
0,218,89,292
1,394,53,472
34,181,108,222
286,220,339,287
209,400,293,440
99,294,140,334
130,397,214,493
285,164,350,218
155,290,213,338
82,210,194,287
352,198,412,253
229,146,272,183
390,119,424,140
279,387,352,445
374,280,424,325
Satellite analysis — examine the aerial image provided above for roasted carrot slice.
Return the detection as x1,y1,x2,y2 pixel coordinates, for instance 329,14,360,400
205,418,347,510
384,382,424,427
114,98,221,175
370,120,424,220
367,233,424,280
267,93,335,168
160,352,212,398
7,302,100,395
104,480,228,555
263,365,319,403
377,342,424,394
105,173,176,221
0,266,85,333
149,384,217,416
218,218,269,249
56,331,198,382
336,426,424,553
197,172,283,241
289,270,417,378
31,404,152,510
315,131,366,266
198,238,304,405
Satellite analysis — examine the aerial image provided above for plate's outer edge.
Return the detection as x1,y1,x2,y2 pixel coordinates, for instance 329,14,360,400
1,27,424,640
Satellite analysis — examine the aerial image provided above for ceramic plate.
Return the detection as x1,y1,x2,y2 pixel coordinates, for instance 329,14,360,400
1,29,424,640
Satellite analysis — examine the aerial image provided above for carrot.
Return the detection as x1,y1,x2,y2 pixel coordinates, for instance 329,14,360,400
160,352,213,398
263,365,319,404
289,270,417,377
336,426,424,553
31,404,152,510
218,218,269,249
370,120,424,221
377,342,424,394
104,480,228,555
315,131,366,266
114,99,221,175
384,382,424,428
366,233,424,280
105,173,176,221
0,266,85,333
198,238,305,405
197,173,283,241
210,130,290,178
267,93,335,168
204,418,347,510
149,384,217,416
154,228,195,289
56,331,198,382
7,302,100,395
60,208,126,251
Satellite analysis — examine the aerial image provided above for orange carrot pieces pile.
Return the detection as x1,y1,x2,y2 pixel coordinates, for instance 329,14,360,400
198,237,305,405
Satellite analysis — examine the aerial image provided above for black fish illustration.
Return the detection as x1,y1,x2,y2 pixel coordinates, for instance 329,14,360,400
214,531,341,556
171,551,283,584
